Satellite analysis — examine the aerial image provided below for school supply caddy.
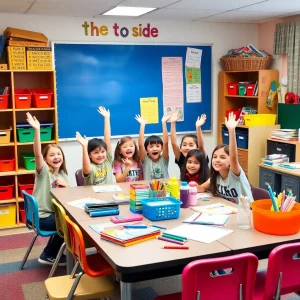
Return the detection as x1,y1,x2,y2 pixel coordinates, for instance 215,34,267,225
84,202,119,218
100,224,161,246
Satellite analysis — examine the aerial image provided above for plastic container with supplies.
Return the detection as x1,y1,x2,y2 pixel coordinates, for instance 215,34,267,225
244,114,276,126
14,89,32,109
22,153,36,170
0,94,9,109
227,83,239,95
246,83,256,96
0,184,14,200
251,199,300,235
31,89,53,108
0,157,15,172
0,203,16,226
16,123,34,143
166,177,180,199
40,123,54,142
238,83,247,96
0,125,12,144
188,182,198,206
180,181,189,208
140,197,182,221
236,129,248,149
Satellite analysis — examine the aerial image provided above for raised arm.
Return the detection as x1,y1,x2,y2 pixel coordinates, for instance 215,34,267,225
196,114,207,154
98,106,111,153
76,132,91,175
225,112,240,176
161,114,171,160
170,111,181,160
135,114,147,162
26,112,44,173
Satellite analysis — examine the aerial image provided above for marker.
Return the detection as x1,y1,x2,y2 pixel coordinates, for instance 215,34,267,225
158,236,185,245
163,246,189,250
151,224,167,230
162,233,187,240
123,225,147,229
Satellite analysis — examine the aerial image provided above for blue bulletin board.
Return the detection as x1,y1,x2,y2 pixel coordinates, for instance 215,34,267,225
53,43,212,139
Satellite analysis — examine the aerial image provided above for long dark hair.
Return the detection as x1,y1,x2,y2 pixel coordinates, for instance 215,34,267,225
210,144,229,195
114,136,140,164
180,149,208,184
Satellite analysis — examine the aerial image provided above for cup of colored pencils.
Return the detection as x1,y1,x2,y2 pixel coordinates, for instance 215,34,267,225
150,180,167,198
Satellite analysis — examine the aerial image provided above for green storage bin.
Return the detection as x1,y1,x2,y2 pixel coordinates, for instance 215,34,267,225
22,153,36,170
238,84,246,96
17,128,34,143
40,126,53,142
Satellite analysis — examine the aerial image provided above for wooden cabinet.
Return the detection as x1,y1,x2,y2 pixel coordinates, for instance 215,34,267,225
0,70,58,229
218,70,280,187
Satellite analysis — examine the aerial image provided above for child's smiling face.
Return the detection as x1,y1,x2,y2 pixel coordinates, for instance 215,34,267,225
89,147,107,165
186,155,200,175
146,143,162,162
120,141,136,159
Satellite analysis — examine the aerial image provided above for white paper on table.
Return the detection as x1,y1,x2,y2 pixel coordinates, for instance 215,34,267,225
165,224,233,244
92,185,122,193
186,84,201,103
185,47,202,68
67,198,106,209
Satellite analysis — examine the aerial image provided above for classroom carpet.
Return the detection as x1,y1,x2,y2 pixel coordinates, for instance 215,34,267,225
0,232,300,300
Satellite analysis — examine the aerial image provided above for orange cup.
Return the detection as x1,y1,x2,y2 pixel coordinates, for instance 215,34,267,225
251,199,300,235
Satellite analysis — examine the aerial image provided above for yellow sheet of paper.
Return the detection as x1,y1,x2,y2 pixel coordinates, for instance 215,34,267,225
140,97,159,124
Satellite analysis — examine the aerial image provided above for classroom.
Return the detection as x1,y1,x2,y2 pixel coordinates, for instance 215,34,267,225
1,0,300,299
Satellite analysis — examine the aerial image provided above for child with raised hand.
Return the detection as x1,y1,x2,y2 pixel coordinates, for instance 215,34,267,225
26,112,68,266
180,149,209,185
198,112,253,204
113,136,143,182
170,111,208,171
76,106,113,185
135,114,170,180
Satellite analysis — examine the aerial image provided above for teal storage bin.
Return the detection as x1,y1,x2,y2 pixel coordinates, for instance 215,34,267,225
40,126,53,142
17,127,34,143
22,153,36,170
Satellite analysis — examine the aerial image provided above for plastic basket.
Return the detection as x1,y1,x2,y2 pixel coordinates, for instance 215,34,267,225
31,89,53,108
0,158,15,172
0,94,9,109
0,125,12,144
244,114,276,126
22,153,36,170
40,126,53,141
141,197,182,221
18,183,34,195
14,89,32,109
16,127,34,143
251,199,300,235
0,184,14,200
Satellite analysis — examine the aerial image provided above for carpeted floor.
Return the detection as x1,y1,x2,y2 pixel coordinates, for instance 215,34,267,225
0,232,300,300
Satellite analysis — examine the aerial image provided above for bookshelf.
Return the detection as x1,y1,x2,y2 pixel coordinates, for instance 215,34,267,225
0,70,58,229
218,70,279,187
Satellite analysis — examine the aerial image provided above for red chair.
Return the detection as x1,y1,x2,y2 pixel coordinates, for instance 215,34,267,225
154,253,258,300
254,242,300,300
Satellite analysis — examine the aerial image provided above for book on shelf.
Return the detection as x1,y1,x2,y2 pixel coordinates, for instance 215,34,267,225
270,129,298,141
261,157,289,166
277,163,300,170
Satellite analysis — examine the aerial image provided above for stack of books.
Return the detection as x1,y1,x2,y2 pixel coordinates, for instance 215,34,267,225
84,202,119,218
270,129,299,141
130,183,150,214
100,225,161,246
225,44,268,58
261,154,289,167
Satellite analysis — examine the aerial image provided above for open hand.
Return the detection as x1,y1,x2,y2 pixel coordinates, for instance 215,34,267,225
122,158,133,168
135,114,147,125
98,106,110,118
196,114,207,128
76,131,88,147
161,114,171,123
26,112,40,130
170,110,180,123
225,112,239,130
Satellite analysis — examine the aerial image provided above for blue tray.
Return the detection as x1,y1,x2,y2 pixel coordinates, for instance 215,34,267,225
16,122,54,128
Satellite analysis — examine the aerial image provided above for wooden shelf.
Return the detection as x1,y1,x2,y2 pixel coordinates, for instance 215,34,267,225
17,140,56,145
267,138,300,145
0,70,54,72
221,123,249,129
223,70,259,73
237,148,248,152
0,171,17,177
15,108,55,111
0,198,17,204
17,168,35,175
0,109,13,112
0,142,15,147
0,223,26,229
225,95,258,99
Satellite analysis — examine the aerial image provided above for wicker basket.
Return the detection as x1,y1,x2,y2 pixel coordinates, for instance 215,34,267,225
220,55,272,71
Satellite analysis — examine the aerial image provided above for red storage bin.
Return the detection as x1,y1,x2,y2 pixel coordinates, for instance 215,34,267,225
227,83,239,95
246,83,256,96
0,184,14,200
0,158,15,172
14,89,32,109
31,89,53,108
19,203,25,223
0,94,9,109
19,183,34,195
226,108,242,121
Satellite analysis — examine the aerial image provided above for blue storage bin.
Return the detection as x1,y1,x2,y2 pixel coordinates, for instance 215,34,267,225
236,131,248,149
222,127,229,145
141,197,182,221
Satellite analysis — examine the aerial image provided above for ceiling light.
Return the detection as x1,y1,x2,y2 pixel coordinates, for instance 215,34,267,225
103,6,156,17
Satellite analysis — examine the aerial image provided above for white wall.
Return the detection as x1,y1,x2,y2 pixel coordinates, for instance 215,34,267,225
0,14,258,186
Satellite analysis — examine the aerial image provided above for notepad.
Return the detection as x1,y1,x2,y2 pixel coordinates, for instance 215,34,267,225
165,224,233,244
183,212,229,226
67,198,106,209
191,203,238,215
112,193,130,204
92,185,122,193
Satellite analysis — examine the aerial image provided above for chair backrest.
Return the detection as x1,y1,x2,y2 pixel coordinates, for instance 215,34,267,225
52,198,72,253
22,191,41,233
75,169,84,186
251,185,270,201
263,242,300,299
181,253,258,300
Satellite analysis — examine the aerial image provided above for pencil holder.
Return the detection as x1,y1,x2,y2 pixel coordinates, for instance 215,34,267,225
251,199,300,235
150,189,167,198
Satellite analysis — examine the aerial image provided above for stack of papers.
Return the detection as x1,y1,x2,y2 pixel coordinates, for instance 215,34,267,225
183,212,229,227
191,203,238,215
197,193,213,201
67,198,106,210
112,193,130,204
92,185,122,193
270,129,298,141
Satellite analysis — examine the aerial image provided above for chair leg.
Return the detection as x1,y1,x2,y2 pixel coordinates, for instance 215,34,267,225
19,233,38,270
48,242,66,278
69,261,80,279
66,272,83,300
